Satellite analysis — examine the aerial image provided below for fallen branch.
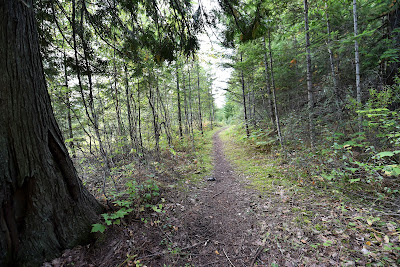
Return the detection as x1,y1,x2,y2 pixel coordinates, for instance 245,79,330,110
250,246,263,266
223,248,236,267
212,190,225,198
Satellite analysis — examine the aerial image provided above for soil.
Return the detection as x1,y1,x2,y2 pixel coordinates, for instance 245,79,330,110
43,128,400,267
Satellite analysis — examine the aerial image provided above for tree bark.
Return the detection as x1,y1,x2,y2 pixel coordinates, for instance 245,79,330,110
268,30,283,148
197,63,203,134
240,53,250,137
304,0,315,146
325,1,341,118
63,43,76,158
124,64,137,152
176,66,183,138
353,0,362,130
0,1,102,265
262,36,275,127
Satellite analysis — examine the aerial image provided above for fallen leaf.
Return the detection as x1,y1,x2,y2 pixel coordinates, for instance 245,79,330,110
366,241,371,246
384,235,390,243
367,219,373,226
301,239,307,244
387,223,396,232
215,250,220,255
373,233,382,242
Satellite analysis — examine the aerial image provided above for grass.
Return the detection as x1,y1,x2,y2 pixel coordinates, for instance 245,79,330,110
220,126,301,194
174,127,221,186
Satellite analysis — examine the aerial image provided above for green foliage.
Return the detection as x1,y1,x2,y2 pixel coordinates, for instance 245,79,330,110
91,179,163,233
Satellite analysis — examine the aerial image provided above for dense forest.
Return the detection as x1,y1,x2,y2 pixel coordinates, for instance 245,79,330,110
1,0,400,266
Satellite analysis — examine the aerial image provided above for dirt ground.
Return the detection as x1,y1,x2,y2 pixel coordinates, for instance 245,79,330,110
43,129,400,267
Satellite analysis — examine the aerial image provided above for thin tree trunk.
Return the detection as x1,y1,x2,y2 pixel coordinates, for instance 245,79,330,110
240,52,250,137
182,69,189,135
148,78,160,155
197,63,203,134
304,0,315,146
158,85,172,146
124,64,137,152
268,30,283,147
209,87,214,130
176,66,183,138
325,1,341,118
0,1,102,264
262,36,275,127
353,0,362,130
63,42,76,158
187,63,195,152
137,80,143,150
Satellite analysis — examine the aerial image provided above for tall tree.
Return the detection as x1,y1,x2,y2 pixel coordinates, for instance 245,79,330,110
304,0,315,146
353,0,362,130
240,52,251,137
0,0,102,265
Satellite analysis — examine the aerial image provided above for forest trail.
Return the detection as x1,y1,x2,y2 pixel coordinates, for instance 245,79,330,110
44,128,399,266
170,127,264,266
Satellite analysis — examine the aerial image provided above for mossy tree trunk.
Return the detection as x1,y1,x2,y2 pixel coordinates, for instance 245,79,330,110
0,0,102,265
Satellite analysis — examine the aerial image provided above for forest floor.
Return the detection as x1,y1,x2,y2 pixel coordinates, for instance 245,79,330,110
44,128,399,267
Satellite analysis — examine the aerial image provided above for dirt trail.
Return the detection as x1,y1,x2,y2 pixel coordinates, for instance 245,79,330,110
45,128,399,266
170,128,264,266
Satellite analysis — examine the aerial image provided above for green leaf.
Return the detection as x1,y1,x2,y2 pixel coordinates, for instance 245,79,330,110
349,178,360,183
376,151,395,157
91,223,106,233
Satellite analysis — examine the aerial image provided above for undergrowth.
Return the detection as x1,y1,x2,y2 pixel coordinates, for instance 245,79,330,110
89,126,219,233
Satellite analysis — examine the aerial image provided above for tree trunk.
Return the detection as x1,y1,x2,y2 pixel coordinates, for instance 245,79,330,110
240,53,250,137
353,0,362,130
176,67,183,138
262,36,275,127
63,43,76,158
124,64,137,152
197,63,203,134
325,1,341,118
268,30,283,148
137,80,143,150
304,0,315,146
0,1,102,265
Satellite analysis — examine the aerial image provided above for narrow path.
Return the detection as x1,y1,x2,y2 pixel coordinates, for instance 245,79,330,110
175,128,262,266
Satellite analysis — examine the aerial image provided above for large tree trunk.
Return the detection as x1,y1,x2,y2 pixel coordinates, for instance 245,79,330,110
0,1,102,265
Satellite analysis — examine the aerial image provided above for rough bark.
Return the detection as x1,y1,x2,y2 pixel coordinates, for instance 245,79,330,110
0,1,102,265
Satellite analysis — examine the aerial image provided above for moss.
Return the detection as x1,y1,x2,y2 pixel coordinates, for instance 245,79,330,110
220,126,299,193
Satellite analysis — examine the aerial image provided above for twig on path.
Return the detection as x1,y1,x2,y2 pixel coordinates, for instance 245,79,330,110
212,190,225,198
223,248,236,267
136,242,202,260
250,246,263,267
